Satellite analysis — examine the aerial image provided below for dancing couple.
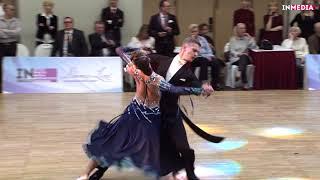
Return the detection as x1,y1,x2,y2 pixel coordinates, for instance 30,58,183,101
77,37,224,180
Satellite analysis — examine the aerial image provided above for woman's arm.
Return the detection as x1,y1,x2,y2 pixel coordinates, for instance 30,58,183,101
270,15,283,31
266,14,283,31
125,64,142,83
265,15,273,31
269,26,283,31
281,39,293,49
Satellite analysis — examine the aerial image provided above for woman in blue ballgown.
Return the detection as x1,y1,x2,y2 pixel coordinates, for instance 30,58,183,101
76,51,211,180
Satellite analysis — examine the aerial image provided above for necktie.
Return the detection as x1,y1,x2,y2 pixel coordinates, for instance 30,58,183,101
68,32,72,43
63,32,68,56
63,32,72,56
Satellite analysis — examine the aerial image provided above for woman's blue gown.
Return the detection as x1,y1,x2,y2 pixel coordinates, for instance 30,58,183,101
82,74,202,176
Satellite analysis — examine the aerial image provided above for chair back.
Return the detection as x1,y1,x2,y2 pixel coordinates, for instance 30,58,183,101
34,44,53,57
16,44,30,56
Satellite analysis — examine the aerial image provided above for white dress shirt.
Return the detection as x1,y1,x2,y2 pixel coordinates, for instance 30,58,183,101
110,7,117,13
63,30,73,56
100,34,110,56
165,54,187,82
160,13,168,29
281,37,309,59
0,5,4,17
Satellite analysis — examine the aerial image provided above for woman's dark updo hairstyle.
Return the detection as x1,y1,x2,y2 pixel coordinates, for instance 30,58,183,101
131,51,153,76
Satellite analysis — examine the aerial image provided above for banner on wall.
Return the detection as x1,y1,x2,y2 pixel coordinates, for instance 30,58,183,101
2,57,123,93
305,55,320,90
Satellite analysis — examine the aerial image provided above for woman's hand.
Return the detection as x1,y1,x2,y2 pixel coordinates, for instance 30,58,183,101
269,11,276,16
243,33,252,39
126,64,136,76
288,32,295,40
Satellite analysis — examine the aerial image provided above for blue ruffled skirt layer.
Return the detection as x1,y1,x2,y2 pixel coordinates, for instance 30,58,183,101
83,99,161,176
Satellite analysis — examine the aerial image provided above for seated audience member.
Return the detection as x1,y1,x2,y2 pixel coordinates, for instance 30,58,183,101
125,25,155,90
282,26,309,88
51,17,88,57
189,24,223,90
127,24,155,53
199,22,226,66
308,22,320,54
89,21,117,56
260,1,283,45
125,24,156,92
36,0,58,46
229,23,258,90
199,23,215,51
282,26,309,63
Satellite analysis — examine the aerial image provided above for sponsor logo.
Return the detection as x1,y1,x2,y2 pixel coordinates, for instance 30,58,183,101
282,4,317,11
61,67,112,82
16,68,57,82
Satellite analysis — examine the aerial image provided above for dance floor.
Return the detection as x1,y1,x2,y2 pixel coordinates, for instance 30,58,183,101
0,90,319,180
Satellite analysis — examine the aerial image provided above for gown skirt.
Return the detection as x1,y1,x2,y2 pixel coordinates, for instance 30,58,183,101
83,98,161,176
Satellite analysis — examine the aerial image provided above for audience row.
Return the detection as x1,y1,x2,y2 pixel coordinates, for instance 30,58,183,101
2,0,320,91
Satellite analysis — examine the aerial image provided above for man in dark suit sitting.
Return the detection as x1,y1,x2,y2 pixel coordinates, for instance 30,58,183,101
88,21,117,56
88,38,214,180
148,0,180,57
51,17,88,57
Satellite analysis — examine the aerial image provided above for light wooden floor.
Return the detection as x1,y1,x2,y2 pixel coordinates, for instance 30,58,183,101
0,91,320,180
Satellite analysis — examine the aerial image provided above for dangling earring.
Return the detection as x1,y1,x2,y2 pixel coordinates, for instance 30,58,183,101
134,69,139,76
145,73,158,85
134,69,143,81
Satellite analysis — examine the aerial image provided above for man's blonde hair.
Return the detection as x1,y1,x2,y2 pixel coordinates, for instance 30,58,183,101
43,0,54,7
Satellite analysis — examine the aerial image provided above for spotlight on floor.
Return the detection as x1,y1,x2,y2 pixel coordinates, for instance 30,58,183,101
196,139,248,153
256,127,304,139
175,160,242,179
263,177,311,180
